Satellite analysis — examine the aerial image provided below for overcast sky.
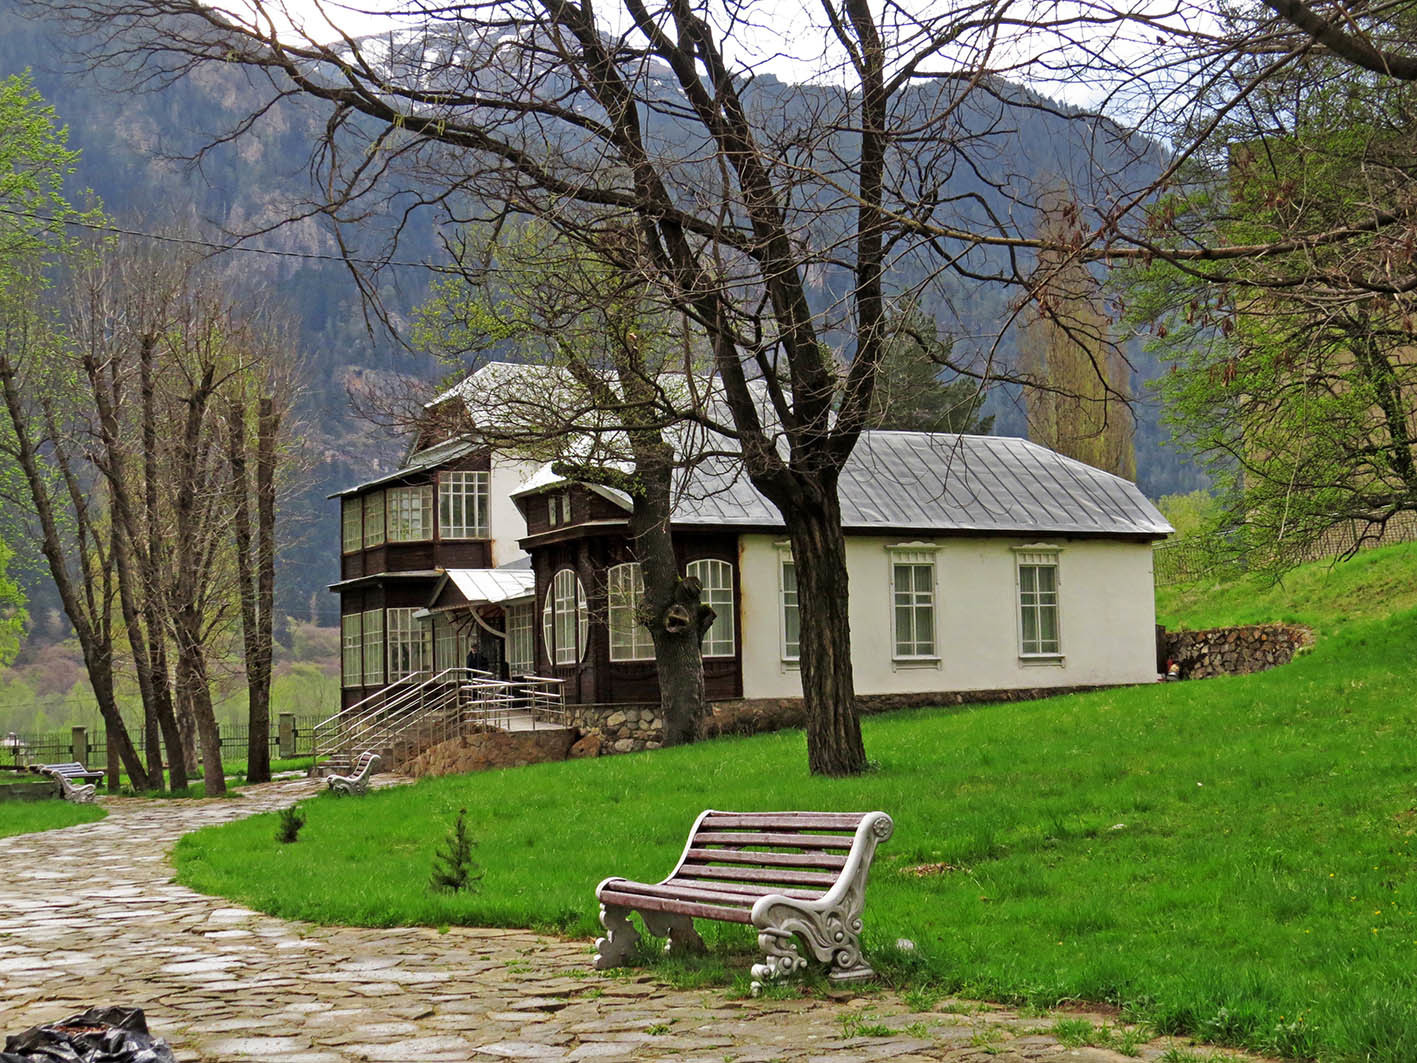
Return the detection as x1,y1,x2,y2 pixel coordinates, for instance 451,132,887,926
244,0,1199,115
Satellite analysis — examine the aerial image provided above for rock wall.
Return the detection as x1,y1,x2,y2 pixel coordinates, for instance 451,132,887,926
1163,623,1313,679
565,704,665,754
401,726,577,777
566,685,1114,756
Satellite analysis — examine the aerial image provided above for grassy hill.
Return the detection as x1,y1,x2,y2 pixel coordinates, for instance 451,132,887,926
175,543,1417,1062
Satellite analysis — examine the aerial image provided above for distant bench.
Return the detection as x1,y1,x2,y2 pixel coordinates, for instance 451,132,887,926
594,809,893,989
32,762,103,804
326,752,380,796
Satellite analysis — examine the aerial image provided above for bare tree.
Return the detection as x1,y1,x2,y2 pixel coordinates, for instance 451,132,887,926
46,0,1218,773
415,224,718,743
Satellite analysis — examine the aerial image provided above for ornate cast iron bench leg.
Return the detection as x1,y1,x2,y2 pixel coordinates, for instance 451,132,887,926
594,904,641,970
641,910,706,957
750,928,806,993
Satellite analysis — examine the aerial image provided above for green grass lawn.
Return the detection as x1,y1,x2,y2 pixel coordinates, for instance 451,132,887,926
0,798,106,837
175,545,1417,1062
116,756,317,798
1157,539,1417,636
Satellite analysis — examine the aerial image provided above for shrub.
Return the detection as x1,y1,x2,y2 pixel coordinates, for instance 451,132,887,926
429,808,482,893
275,804,305,844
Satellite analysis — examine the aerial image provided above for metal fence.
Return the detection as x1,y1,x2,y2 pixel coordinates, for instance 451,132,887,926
1,714,325,768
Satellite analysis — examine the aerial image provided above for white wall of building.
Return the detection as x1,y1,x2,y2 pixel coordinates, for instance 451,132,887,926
488,456,542,567
737,532,1158,700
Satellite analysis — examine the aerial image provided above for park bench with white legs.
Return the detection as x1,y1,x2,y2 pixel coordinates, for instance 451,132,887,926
325,751,380,796
35,763,99,804
594,809,893,989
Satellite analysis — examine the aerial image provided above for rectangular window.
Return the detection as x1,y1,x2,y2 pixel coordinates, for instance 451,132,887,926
547,496,558,526
608,563,655,662
388,485,433,542
780,557,799,662
1017,550,1061,656
361,608,384,685
890,550,937,658
687,558,735,657
387,607,430,681
341,614,362,687
439,471,489,539
342,497,362,553
505,602,534,674
363,490,385,548
433,613,467,673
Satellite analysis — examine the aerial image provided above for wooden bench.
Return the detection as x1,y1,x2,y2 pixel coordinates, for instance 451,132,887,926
326,752,380,796
594,809,893,988
34,763,101,804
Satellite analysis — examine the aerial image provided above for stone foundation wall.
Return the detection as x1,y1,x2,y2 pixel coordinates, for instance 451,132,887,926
565,704,665,755
565,685,1114,756
1163,623,1313,680
401,727,577,777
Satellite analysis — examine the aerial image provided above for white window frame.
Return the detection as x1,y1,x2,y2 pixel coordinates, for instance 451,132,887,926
362,490,385,548
888,544,939,663
387,607,431,681
388,485,433,542
505,601,535,675
608,562,655,662
542,568,589,666
778,546,799,664
439,471,489,539
1014,545,1063,661
341,614,362,687
546,495,559,526
686,558,735,658
342,497,362,554
362,607,384,685
433,613,471,673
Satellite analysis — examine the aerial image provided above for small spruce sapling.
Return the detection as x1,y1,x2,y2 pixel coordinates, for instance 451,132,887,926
429,807,482,893
276,804,305,844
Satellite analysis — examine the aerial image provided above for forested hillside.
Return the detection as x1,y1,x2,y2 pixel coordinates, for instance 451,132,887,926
0,1,1206,629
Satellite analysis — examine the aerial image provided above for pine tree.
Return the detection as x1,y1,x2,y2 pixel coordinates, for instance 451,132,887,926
429,808,483,893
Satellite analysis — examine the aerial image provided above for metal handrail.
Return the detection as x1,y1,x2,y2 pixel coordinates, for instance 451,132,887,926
315,668,568,764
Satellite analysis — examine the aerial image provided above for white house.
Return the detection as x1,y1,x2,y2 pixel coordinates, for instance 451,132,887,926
332,369,1171,712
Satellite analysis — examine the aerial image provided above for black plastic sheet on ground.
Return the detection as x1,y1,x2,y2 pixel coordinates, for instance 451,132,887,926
1,1007,176,1063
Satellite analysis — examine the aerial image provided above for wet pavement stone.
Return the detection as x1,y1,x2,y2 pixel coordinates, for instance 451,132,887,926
0,779,1272,1062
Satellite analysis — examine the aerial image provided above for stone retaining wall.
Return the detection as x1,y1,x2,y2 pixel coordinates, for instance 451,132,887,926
1163,623,1313,679
566,685,1113,756
401,726,577,777
565,704,665,755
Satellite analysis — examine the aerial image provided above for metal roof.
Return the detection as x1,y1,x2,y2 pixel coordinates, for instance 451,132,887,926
406,362,1171,540
329,438,479,499
441,568,537,606
673,432,1170,537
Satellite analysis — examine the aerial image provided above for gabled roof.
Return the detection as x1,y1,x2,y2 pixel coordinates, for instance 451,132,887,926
428,568,537,610
516,432,1171,540
329,438,479,499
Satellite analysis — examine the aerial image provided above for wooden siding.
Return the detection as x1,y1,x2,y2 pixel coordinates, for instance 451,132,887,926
529,528,743,705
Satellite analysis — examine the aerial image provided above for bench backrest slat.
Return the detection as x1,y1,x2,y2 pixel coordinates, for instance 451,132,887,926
692,830,854,850
700,811,869,831
674,863,842,890
683,847,847,871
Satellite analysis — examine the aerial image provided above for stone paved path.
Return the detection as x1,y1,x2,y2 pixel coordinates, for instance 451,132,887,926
1,780,1257,1062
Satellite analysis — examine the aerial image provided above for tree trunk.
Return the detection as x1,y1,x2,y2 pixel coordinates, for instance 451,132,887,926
784,490,867,776
225,396,273,782
625,445,711,746
174,686,200,776
175,621,225,795
104,717,120,795
0,352,150,790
